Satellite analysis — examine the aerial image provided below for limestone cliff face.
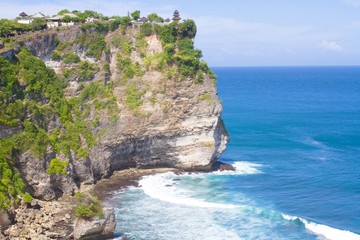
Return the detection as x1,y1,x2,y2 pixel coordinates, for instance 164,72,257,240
1,25,229,200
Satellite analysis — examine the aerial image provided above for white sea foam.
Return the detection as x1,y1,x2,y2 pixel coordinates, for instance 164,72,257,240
140,172,239,209
282,214,360,240
139,168,360,240
211,161,263,176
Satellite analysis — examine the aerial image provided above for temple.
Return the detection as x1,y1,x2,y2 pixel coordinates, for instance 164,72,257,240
172,10,181,22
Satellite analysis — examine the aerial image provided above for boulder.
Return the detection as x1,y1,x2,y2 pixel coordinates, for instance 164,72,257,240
73,206,116,240
0,210,12,231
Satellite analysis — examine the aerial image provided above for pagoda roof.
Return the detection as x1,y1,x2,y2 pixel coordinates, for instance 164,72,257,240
20,12,28,17
165,18,170,22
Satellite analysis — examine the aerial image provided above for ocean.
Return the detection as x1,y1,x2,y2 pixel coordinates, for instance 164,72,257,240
109,66,360,240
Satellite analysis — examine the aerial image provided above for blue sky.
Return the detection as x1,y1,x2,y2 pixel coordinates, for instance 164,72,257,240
1,0,359,66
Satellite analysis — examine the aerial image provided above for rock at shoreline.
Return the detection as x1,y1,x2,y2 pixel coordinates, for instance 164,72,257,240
212,161,236,171
73,206,116,240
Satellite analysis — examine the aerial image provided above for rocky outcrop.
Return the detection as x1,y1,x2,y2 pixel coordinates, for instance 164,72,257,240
0,124,22,140
73,207,116,240
3,200,72,239
0,26,83,62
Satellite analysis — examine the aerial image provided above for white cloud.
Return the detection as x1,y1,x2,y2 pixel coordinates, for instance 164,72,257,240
319,40,344,51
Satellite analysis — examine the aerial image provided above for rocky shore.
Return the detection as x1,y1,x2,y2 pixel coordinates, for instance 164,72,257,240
1,162,234,239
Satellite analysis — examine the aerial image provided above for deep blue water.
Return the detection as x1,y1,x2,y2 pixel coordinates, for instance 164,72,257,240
110,66,360,240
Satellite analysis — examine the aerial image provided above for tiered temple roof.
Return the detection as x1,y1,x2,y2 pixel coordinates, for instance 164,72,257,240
19,12,28,18
172,10,181,21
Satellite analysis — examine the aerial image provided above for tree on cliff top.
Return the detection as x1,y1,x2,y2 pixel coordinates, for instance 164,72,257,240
147,13,164,23
131,10,140,21
57,9,70,15
31,18,47,31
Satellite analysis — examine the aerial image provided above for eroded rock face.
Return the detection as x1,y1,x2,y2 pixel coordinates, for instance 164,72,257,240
73,207,116,240
17,151,79,200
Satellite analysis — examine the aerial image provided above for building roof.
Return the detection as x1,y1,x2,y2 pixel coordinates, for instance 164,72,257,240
31,13,45,19
20,12,28,17
139,17,148,22
174,10,179,15
48,13,78,21
165,18,170,22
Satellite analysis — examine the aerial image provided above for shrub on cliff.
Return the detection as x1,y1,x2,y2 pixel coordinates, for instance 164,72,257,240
51,50,61,61
112,36,132,55
76,32,106,61
46,158,69,177
140,23,152,36
74,193,104,219
125,82,145,109
63,52,80,64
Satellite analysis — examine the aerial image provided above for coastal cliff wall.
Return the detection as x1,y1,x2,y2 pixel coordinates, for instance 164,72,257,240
0,23,229,201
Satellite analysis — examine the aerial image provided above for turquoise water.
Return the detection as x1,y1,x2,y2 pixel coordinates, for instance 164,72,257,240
110,66,360,240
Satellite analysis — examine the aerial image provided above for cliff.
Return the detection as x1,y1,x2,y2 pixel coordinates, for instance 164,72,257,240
0,21,229,204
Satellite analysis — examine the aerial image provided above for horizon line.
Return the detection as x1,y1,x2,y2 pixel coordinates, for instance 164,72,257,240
209,65,360,68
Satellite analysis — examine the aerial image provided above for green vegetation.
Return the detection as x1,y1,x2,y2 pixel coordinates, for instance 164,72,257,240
150,19,209,81
63,52,80,64
76,147,89,158
46,158,69,177
75,192,83,200
76,32,106,61
31,18,47,31
0,47,102,209
62,61,98,80
135,34,147,57
163,101,168,114
140,23,153,36
199,93,212,101
195,71,204,84
103,62,110,78
131,10,140,21
57,9,70,15
147,13,164,23
23,193,33,203
61,15,81,23
78,61,97,79
74,193,104,219
112,36,132,55
51,50,62,61
125,82,145,109
56,41,72,51
0,18,43,37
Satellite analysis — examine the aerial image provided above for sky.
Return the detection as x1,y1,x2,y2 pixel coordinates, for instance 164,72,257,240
0,0,359,66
